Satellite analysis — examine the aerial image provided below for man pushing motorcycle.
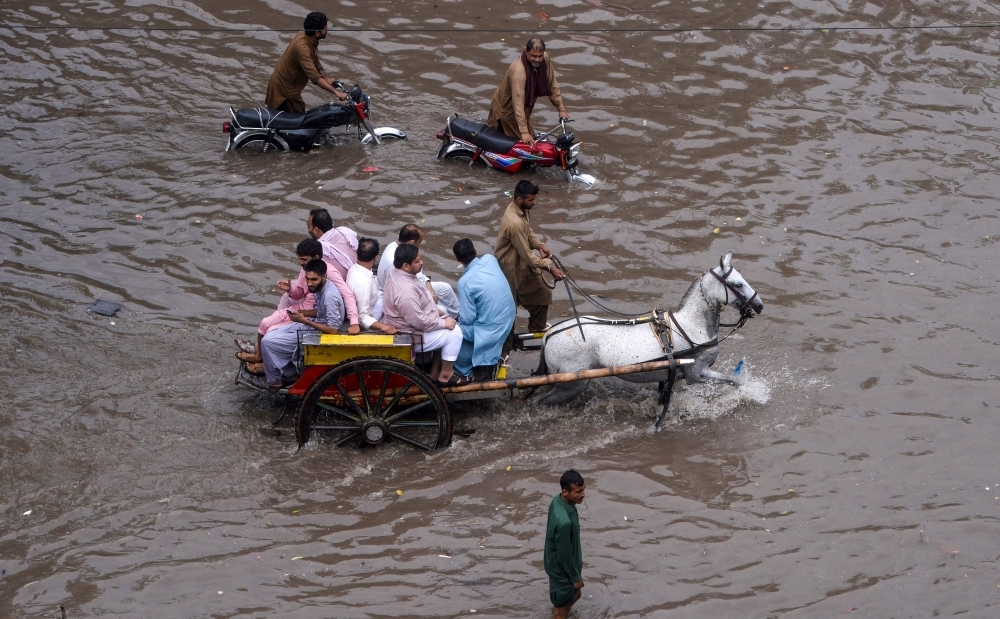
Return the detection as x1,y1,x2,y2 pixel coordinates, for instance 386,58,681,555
487,37,570,147
265,12,347,113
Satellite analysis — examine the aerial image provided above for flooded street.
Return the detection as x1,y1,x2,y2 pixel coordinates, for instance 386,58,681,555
2,0,999,616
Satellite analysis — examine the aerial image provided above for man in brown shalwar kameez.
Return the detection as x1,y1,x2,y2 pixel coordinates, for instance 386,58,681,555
487,37,569,146
494,180,566,333
264,12,347,113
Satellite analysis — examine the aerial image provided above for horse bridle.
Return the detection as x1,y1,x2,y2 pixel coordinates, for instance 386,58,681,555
708,257,759,313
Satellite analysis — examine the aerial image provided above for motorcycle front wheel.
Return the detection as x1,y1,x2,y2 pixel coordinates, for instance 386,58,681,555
233,135,286,154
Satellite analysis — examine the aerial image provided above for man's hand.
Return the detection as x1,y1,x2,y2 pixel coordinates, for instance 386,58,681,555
520,132,536,147
347,323,360,335
559,110,570,120
550,266,566,281
287,310,305,324
444,317,457,330
276,279,291,293
374,322,398,335
573,579,584,589
537,244,553,259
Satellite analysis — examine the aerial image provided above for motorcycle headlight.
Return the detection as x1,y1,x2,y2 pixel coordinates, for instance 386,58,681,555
569,143,582,158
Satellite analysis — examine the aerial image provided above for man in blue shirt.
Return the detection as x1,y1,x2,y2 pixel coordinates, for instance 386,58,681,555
452,239,516,380
260,259,345,389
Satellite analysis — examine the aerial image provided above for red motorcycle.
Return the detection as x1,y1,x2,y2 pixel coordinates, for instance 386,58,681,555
436,114,596,186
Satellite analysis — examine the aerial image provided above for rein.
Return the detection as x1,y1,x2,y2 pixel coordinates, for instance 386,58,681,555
541,254,755,354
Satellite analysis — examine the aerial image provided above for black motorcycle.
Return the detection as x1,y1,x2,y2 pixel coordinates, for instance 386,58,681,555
224,83,405,153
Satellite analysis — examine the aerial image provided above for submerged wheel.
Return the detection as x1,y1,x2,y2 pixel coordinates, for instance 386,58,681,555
295,358,451,451
443,149,488,166
234,135,286,153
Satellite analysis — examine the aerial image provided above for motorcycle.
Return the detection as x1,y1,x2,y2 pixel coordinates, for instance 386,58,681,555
435,114,596,186
224,83,405,153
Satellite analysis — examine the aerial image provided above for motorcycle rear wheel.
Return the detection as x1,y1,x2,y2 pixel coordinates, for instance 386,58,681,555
233,135,286,154
442,149,487,167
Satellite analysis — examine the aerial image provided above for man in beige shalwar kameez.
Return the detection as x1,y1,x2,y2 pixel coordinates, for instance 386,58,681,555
494,180,566,332
487,38,569,146
265,12,346,113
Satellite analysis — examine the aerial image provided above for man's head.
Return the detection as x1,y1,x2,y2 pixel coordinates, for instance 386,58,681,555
452,238,477,266
296,238,324,267
559,469,586,505
356,237,379,263
398,223,424,246
525,37,546,67
304,258,328,292
393,243,423,274
304,12,328,39
307,208,334,239
513,180,539,211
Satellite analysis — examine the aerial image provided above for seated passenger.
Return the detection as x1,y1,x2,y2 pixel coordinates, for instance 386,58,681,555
346,237,397,334
452,239,516,380
236,238,323,374
260,259,345,389
382,244,467,385
377,223,460,319
307,208,356,280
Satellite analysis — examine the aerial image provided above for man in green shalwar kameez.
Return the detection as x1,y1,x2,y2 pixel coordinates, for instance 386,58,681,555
544,470,586,618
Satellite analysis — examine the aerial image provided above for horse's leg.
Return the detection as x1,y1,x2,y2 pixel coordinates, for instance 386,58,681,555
681,349,743,387
537,379,590,406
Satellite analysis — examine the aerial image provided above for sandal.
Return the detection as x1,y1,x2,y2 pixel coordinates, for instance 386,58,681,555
437,373,474,387
234,338,256,354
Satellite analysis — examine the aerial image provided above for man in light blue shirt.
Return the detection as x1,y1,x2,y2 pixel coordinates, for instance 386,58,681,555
452,239,516,380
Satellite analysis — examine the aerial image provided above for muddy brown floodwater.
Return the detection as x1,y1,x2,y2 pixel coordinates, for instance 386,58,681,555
2,0,999,617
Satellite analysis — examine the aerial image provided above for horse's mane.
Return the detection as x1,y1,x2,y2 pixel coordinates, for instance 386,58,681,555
674,273,704,310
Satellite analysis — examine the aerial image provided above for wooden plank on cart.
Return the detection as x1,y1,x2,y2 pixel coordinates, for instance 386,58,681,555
301,332,413,366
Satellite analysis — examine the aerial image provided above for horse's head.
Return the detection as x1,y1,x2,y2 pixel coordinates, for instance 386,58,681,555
704,251,765,317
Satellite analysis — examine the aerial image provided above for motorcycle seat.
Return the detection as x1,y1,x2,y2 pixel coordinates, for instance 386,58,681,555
234,108,305,130
448,117,519,153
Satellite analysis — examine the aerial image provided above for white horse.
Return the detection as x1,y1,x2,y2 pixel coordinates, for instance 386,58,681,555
537,252,765,422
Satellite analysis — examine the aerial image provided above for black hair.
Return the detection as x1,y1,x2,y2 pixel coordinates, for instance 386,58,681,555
357,237,379,262
308,208,333,233
452,238,476,265
526,37,546,52
514,179,539,199
398,223,423,244
296,238,323,257
304,12,328,35
304,258,327,276
560,469,584,490
393,243,420,269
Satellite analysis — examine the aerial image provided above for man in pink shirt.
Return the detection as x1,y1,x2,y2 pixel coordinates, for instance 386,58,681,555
237,237,360,373
307,208,356,279
382,244,468,385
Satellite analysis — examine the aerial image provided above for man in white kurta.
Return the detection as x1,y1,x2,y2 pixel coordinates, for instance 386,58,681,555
346,238,397,334
376,224,460,318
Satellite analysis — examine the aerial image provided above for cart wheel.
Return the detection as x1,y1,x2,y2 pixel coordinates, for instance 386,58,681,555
295,358,451,451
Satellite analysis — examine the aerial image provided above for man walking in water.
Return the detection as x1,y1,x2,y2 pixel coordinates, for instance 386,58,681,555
487,37,569,146
545,470,586,619
265,11,347,113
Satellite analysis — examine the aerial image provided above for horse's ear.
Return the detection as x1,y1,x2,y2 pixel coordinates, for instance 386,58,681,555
721,251,733,270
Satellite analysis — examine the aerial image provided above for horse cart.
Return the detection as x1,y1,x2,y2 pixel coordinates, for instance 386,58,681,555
235,252,764,451
235,330,694,451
